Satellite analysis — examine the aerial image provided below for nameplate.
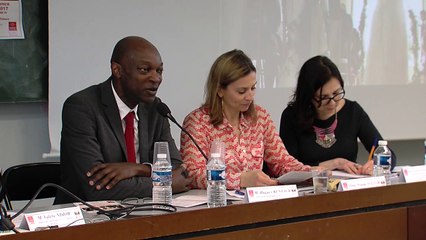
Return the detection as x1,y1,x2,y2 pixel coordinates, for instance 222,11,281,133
338,176,386,191
402,165,426,183
246,185,298,203
20,206,85,231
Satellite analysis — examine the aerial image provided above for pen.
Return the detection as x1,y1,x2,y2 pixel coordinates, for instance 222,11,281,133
368,137,378,162
235,190,245,196
368,145,375,162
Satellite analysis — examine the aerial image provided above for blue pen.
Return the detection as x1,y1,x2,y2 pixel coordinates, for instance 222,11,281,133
235,189,245,196
373,136,378,148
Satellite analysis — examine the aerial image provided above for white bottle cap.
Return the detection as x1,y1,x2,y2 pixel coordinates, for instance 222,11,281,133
157,153,167,159
211,153,221,158
378,140,388,146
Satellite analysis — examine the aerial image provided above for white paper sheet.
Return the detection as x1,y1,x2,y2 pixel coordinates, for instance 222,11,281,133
276,171,313,184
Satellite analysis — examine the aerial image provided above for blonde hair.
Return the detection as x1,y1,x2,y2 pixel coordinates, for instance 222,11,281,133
203,49,257,126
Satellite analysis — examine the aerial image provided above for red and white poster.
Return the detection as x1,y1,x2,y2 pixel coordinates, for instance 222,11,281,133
0,0,24,39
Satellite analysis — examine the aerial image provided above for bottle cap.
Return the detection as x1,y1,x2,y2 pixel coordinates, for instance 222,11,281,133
157,153,167,159
378,140,388,146
211,153,221,158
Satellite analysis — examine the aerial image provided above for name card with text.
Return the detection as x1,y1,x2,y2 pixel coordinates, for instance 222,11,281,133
402,165,426,183
20,206,84,231
246,185,298,203
338,176,386,191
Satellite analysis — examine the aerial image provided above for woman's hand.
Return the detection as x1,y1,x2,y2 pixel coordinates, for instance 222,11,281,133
359,160,374,175
310,166,327,171
319,158,361,174
240,170,278,188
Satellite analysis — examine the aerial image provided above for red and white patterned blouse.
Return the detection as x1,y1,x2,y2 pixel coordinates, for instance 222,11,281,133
180,105,311,189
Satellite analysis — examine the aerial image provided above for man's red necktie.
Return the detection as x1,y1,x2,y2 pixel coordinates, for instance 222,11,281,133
124,111,136,163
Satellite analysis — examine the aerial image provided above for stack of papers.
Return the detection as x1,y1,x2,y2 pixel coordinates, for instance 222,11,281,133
276,170,370,184
331,170,369,179
172,195,207,208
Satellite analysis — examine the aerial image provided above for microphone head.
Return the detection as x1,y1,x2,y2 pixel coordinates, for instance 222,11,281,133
156,101,171,117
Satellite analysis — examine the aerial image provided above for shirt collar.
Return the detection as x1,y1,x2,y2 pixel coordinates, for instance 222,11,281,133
111,81,139,121
218,111,249,130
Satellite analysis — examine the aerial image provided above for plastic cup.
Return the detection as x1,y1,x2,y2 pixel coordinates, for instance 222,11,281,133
312,170,328,194
209,140,225,159
153,142,171,164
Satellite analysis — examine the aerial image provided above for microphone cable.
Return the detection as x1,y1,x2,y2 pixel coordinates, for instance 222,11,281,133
0,172,18,233
1,204,18,233
107,198,177,220
8,183,178,225
156,101,209,162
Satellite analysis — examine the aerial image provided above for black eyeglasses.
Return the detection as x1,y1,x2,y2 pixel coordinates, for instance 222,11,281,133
314,90,345,105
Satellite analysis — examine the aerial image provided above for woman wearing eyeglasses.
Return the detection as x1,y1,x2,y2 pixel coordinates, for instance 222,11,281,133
279,56,395,175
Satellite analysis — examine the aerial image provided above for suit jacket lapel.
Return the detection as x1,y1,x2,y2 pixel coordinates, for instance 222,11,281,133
100,78,127,159
137,105,149,163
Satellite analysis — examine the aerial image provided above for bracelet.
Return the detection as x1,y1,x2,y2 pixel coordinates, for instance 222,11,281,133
142,162,153,177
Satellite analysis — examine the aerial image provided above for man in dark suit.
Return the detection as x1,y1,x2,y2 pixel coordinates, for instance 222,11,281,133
55,36,191,203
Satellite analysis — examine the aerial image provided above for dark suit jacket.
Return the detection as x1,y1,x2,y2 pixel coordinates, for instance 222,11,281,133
55,78,182,204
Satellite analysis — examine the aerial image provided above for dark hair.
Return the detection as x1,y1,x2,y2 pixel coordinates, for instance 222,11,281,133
203,49,257,126
289,56,344,130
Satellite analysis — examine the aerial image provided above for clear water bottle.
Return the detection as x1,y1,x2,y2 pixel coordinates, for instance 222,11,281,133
207,140,226,208
373,140,392,185
152,142,172,204
424,139,426,165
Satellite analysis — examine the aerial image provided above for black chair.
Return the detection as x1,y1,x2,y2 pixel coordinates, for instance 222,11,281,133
0,170,4,205
2,162,61,210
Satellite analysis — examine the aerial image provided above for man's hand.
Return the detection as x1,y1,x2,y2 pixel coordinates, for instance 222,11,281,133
87,163,150,190
171,166,192,194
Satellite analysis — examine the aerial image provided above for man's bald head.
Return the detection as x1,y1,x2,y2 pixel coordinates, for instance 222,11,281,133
110,36,163,107
110,36,158,64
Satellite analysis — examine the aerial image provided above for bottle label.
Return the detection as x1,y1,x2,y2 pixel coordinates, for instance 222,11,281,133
379,155,391,166
152,171,172,183
207,169,225,181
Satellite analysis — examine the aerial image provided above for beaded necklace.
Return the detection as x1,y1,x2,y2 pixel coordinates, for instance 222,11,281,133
313,111,338,148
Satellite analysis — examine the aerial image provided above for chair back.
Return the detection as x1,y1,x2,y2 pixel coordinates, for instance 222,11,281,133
0,169,4,205
2,162,61,210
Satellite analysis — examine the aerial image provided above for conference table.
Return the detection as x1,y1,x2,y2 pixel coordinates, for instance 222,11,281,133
2,181,426,240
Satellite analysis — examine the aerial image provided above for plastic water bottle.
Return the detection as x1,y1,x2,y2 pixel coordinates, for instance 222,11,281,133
152,142,172,204
373,140,392,185
207,141,226,208
424,139,426,165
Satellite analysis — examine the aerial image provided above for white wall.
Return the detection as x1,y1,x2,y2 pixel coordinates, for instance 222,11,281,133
0,103,57,171
48,0,426,155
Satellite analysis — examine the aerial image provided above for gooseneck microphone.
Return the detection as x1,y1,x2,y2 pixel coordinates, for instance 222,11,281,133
156,102,209,162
